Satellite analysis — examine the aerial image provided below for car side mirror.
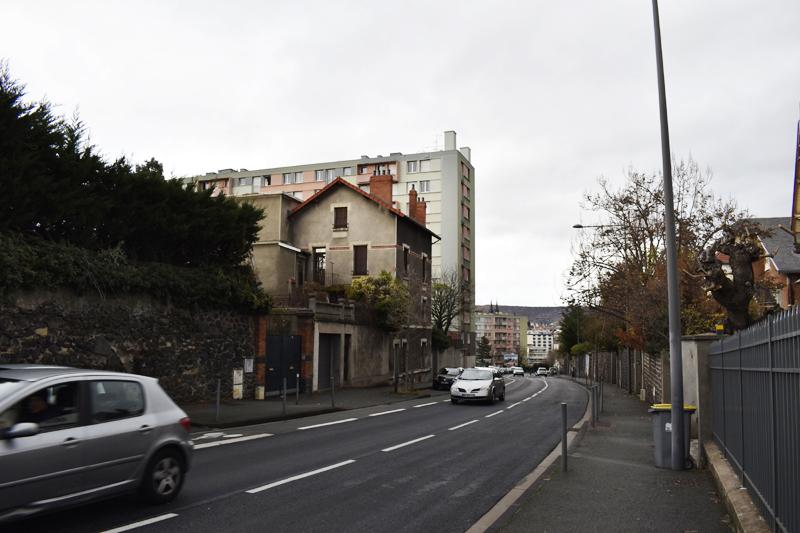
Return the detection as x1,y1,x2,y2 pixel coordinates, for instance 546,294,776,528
3,422,40,440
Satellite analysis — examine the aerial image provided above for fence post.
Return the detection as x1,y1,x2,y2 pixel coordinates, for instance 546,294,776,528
561,402,568,472
768,315,777,530
738,330,745,486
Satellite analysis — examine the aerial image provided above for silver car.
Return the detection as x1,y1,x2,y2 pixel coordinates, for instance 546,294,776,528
0,364,193,522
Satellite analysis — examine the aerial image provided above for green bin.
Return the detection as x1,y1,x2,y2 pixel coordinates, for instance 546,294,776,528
648,403,696,469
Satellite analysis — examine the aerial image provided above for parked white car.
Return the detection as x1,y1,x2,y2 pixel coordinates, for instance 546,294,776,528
511,367,524,377
450,368,506,404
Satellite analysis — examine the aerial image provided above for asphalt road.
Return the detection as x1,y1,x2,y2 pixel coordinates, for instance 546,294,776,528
11,376,587,533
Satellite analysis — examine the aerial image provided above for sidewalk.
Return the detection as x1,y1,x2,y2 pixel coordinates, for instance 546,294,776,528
494,382,732,533
183,383,444,429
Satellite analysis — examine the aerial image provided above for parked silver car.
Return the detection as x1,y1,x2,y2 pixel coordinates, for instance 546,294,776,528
0,364,193,522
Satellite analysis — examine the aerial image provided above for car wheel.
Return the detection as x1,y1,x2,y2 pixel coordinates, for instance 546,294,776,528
451,396,459,404
140,448,185,504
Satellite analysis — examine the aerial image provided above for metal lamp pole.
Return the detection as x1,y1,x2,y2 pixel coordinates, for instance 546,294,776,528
651,0,685,470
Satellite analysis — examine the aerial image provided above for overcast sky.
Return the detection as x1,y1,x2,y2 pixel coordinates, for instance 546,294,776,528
3,1,799,306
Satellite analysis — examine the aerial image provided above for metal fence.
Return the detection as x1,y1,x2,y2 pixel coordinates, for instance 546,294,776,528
709,308,800,533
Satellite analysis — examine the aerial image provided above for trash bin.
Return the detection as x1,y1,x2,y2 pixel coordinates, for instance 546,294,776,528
648,403,696,469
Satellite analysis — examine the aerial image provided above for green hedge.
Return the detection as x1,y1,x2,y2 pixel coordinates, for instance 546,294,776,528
0,232,270,313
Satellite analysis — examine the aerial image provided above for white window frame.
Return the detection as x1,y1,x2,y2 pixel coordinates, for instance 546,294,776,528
419,180,431,193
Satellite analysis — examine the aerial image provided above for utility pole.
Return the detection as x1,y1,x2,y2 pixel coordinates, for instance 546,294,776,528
651,0,685,470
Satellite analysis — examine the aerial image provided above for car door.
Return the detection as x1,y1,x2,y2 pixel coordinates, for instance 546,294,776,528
0,380,89,514
81,379,155,491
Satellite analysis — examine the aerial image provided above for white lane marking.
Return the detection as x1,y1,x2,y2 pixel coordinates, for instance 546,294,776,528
522,397,531,402
413,402,438,408
194,433,272,450
369,408,406,417
246,460,356,494
381,434,436,452
506,402,522,409
298,418,358,430
485,410,504,418
442,399,452,403
101,513,178,533
222,433,244,438
449,419,479,431
528,378,551,399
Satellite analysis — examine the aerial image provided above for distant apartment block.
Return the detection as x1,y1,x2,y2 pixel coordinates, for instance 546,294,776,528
186,130,475,348
475,308,524,363
527,327,555,365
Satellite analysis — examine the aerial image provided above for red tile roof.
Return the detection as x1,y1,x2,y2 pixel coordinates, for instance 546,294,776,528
289,178,440,239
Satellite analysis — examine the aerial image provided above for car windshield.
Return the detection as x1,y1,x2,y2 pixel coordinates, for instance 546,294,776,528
445,369,460,376
459,369,492,380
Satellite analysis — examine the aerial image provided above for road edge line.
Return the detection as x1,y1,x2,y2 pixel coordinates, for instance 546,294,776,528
465,379,592,533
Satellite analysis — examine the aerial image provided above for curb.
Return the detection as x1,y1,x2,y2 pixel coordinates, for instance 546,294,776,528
466,379,592,533
704,441,770,533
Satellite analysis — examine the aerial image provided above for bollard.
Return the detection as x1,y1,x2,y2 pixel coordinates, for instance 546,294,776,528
296,372,300,405
591,386,597,427
561,402,568,472
215,378,221,423
282,377,287,417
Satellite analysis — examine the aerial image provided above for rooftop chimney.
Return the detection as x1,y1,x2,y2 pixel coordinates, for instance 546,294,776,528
444,130,456,151
459,146,471,161
408,184,418,219
415,196,427,225
369,173,393,207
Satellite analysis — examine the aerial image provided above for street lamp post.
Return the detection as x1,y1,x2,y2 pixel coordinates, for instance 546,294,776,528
651,0,685,471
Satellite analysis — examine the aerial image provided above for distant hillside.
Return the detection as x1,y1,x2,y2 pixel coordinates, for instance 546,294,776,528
475,305,565,327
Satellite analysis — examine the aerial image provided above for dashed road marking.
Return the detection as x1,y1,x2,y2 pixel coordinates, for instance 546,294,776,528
369,408,406,417
195,433,272,450
413,402,438,408
485,410,504,418
506,402,522,409
246,460,356,494
101,513,178,533
381,434,436,452
449,420,479,431
298,418,358,430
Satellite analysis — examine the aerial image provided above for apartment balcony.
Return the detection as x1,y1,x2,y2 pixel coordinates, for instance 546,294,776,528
356,173,398,185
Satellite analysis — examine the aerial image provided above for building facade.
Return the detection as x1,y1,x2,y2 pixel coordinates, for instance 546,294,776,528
527,327,555,365
475,310,523,364
187,130,475,355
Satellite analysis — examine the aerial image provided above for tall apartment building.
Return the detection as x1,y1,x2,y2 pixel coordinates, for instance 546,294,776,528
527,327,555,365
186,130,475,347
475,310,523,364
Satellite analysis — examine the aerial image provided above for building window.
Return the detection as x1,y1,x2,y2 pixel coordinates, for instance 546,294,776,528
283,172,294,185
316,170,325,182
326,169,335,183
343,167,354,176
403,247,409,275
407,182,416,193
462,205,470,220
334,206,348,229
462,223,471,239
407,160,418,173
313,248,326,284
420,159,432,172
237,177,252,187
353,245,368,275
421,254,427,282
419,180,431,193
295,172,304,184
462,182,470,198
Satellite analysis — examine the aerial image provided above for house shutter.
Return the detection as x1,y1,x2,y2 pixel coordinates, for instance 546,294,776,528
334,207,348,229
353,245,368,275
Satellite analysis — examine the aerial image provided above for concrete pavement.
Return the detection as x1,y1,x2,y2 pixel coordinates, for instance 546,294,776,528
493,379,732,532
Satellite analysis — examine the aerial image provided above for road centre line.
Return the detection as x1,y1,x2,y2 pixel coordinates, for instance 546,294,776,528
246,460,356,494
413,402,438,408
298,418,358,430
381,434,436,452
101,513,178,533
506,402,522,409
369,408,406,417
194,433,272,450
485,410,504,418
448,420,479,431
522,397,531,402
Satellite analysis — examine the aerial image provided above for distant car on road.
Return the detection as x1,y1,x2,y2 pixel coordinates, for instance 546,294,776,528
535,367,549,377
511,367,525,377
433,367,462,390
0,364,193,523
450,368,505,404
548,367,558,376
